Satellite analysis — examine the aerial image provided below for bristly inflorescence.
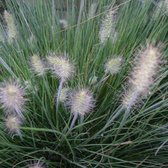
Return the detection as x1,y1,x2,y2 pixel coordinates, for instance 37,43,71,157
47,53,74,81
122,44,162,110
69,88,95,128
130,45,161,93
0,80,26,117
105,56,123,75
69,89,95,116
30,54,46,76
99,6,117,43
4,10,17,42
5,115,22,136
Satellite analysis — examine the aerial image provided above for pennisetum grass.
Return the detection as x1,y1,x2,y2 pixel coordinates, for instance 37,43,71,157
0,0,168,167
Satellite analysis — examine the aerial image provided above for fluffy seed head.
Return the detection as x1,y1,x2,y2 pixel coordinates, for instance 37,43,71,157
99,7,116,43
130,45,161,93
105,56,122,75
47,53,74,80
0,81,26,116
31,54,46,76
69,89,95,116
122,44,161,109
4,10,17,42
5,115,22,135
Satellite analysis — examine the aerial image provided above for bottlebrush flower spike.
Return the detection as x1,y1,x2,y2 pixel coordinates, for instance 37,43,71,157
5,115,22,136
47,53,74,81
70,89,95,116
30,54,46,76
4,10,17,42
0,80,26,117
122,44,161,110
105,56,123,75
69,89,95,128
130,45,161,93
99,6,117,43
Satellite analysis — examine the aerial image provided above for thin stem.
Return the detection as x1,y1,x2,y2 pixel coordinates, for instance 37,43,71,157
113,108,131,142
55,78,64,130
155,139,168,156
43,76,51,97
0,57,17,78
96,73,109,87
113,91,140,141
56,78,64,111
120,109,130,128
79,115,84,132
80,115,84,124
84,106,124,144
70,112,78,129
15,108,24,119
109,106,124,123
15,130,23,141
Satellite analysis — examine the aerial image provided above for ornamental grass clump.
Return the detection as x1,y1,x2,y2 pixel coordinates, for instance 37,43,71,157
0,0,168,167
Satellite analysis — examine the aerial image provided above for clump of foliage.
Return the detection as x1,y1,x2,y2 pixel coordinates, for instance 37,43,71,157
0,0,168,167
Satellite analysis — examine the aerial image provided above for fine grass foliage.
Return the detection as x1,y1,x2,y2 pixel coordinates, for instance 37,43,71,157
0,0,168,167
